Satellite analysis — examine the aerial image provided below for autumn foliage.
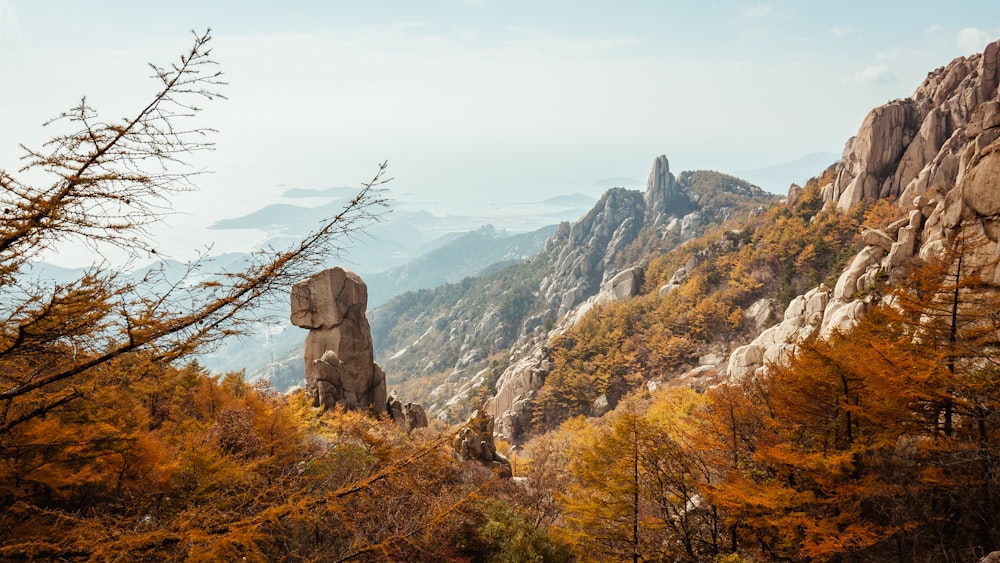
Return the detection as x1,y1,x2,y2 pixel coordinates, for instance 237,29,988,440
5,27,1000,563
522,225,1000,562
0,32,565,561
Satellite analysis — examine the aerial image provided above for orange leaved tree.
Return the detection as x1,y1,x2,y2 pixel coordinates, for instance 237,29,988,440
0,30,396,558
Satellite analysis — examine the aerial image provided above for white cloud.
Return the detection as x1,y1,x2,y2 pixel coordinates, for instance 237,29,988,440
847,66,898,84
927,24,942,33
957,27,991,53
876,47,900,61
0,0,15,27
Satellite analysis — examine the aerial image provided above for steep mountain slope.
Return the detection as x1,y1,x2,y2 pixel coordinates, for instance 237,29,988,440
728,38,1000,383
364,224,555,308
372,163,777,422
481,38,1000,445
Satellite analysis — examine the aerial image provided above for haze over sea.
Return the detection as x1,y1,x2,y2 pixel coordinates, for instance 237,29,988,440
1,0,998,265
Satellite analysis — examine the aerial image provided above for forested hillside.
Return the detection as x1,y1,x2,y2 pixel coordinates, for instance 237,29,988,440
532,168,867,432
372,167,778,421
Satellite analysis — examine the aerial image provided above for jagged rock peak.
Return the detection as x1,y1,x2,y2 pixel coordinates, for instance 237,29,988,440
829,38,1000,211
644,154,689,225
646,154,673,202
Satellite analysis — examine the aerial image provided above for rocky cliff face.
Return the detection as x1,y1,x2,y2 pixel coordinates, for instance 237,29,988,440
540,187,647,320
829,40,1000,211
727,38,1000,382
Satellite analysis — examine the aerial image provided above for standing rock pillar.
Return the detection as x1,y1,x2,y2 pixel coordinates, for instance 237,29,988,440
290,267,386,413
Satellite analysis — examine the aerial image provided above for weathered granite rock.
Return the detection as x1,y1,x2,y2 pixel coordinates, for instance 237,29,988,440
311,350,354,411
835,100,918,210
606,267,645,301
834,246,884,300
645,155,692,227
727,344,764,382
454,409,512,478
291,268,386,413
490,350,551,442
829,39,1000,212
960,149,1000,219
862,228,895,252
387,395,429,431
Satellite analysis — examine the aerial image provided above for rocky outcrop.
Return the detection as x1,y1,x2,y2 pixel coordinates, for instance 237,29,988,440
565,265,645,327
491,348,550,443
387,395,429,432
830,39,1000,211
729,39,1000,382
291,268,386,413
454,409,512,478
540,188,646,319
937,99,1000,284
645,155,693,227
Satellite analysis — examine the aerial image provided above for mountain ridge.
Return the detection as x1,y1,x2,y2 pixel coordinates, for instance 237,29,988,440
371,164,777,426
375,38,1000,445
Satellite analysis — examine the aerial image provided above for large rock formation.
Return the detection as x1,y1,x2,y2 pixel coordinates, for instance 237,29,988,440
645,155,694,227
728,38,1000,382
291,268,386,413
454,409,512,478
829,40,1000,211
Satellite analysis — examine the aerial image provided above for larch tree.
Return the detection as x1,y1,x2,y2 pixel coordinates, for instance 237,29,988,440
555,393,720,562
702,226,1000,561
0,30,387,519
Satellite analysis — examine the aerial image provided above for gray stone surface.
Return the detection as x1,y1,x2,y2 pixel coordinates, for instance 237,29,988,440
291,268,386,413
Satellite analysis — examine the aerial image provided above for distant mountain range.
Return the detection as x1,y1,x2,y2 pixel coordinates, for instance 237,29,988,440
364,224,557,308
737,151,839,194
208,192,597,276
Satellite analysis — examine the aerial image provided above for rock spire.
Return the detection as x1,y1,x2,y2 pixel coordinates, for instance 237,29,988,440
290,267,387,413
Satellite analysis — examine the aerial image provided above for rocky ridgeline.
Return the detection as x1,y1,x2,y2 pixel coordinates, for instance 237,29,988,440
493,39,1000,440
830,40,999,211
489,157,721,442
728,39,1000,382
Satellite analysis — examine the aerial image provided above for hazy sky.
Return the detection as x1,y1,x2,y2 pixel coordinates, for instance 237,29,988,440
1,1,999,264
